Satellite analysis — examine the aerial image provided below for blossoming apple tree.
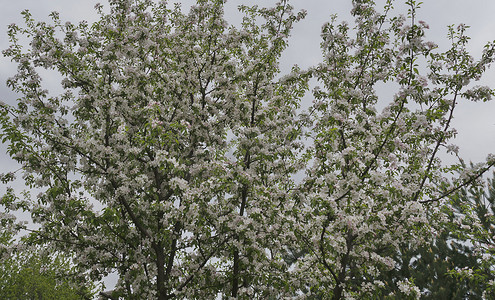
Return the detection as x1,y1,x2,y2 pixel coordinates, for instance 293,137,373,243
1,0,495,299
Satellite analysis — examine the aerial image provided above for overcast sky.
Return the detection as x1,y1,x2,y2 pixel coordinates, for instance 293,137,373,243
2,0,495,180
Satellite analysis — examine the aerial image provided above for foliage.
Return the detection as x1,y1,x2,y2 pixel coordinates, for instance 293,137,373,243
377,227,484,299
1,186,96,299
1,0,495,299
443,172,495,299
371,172,495,299
0,246,95,300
